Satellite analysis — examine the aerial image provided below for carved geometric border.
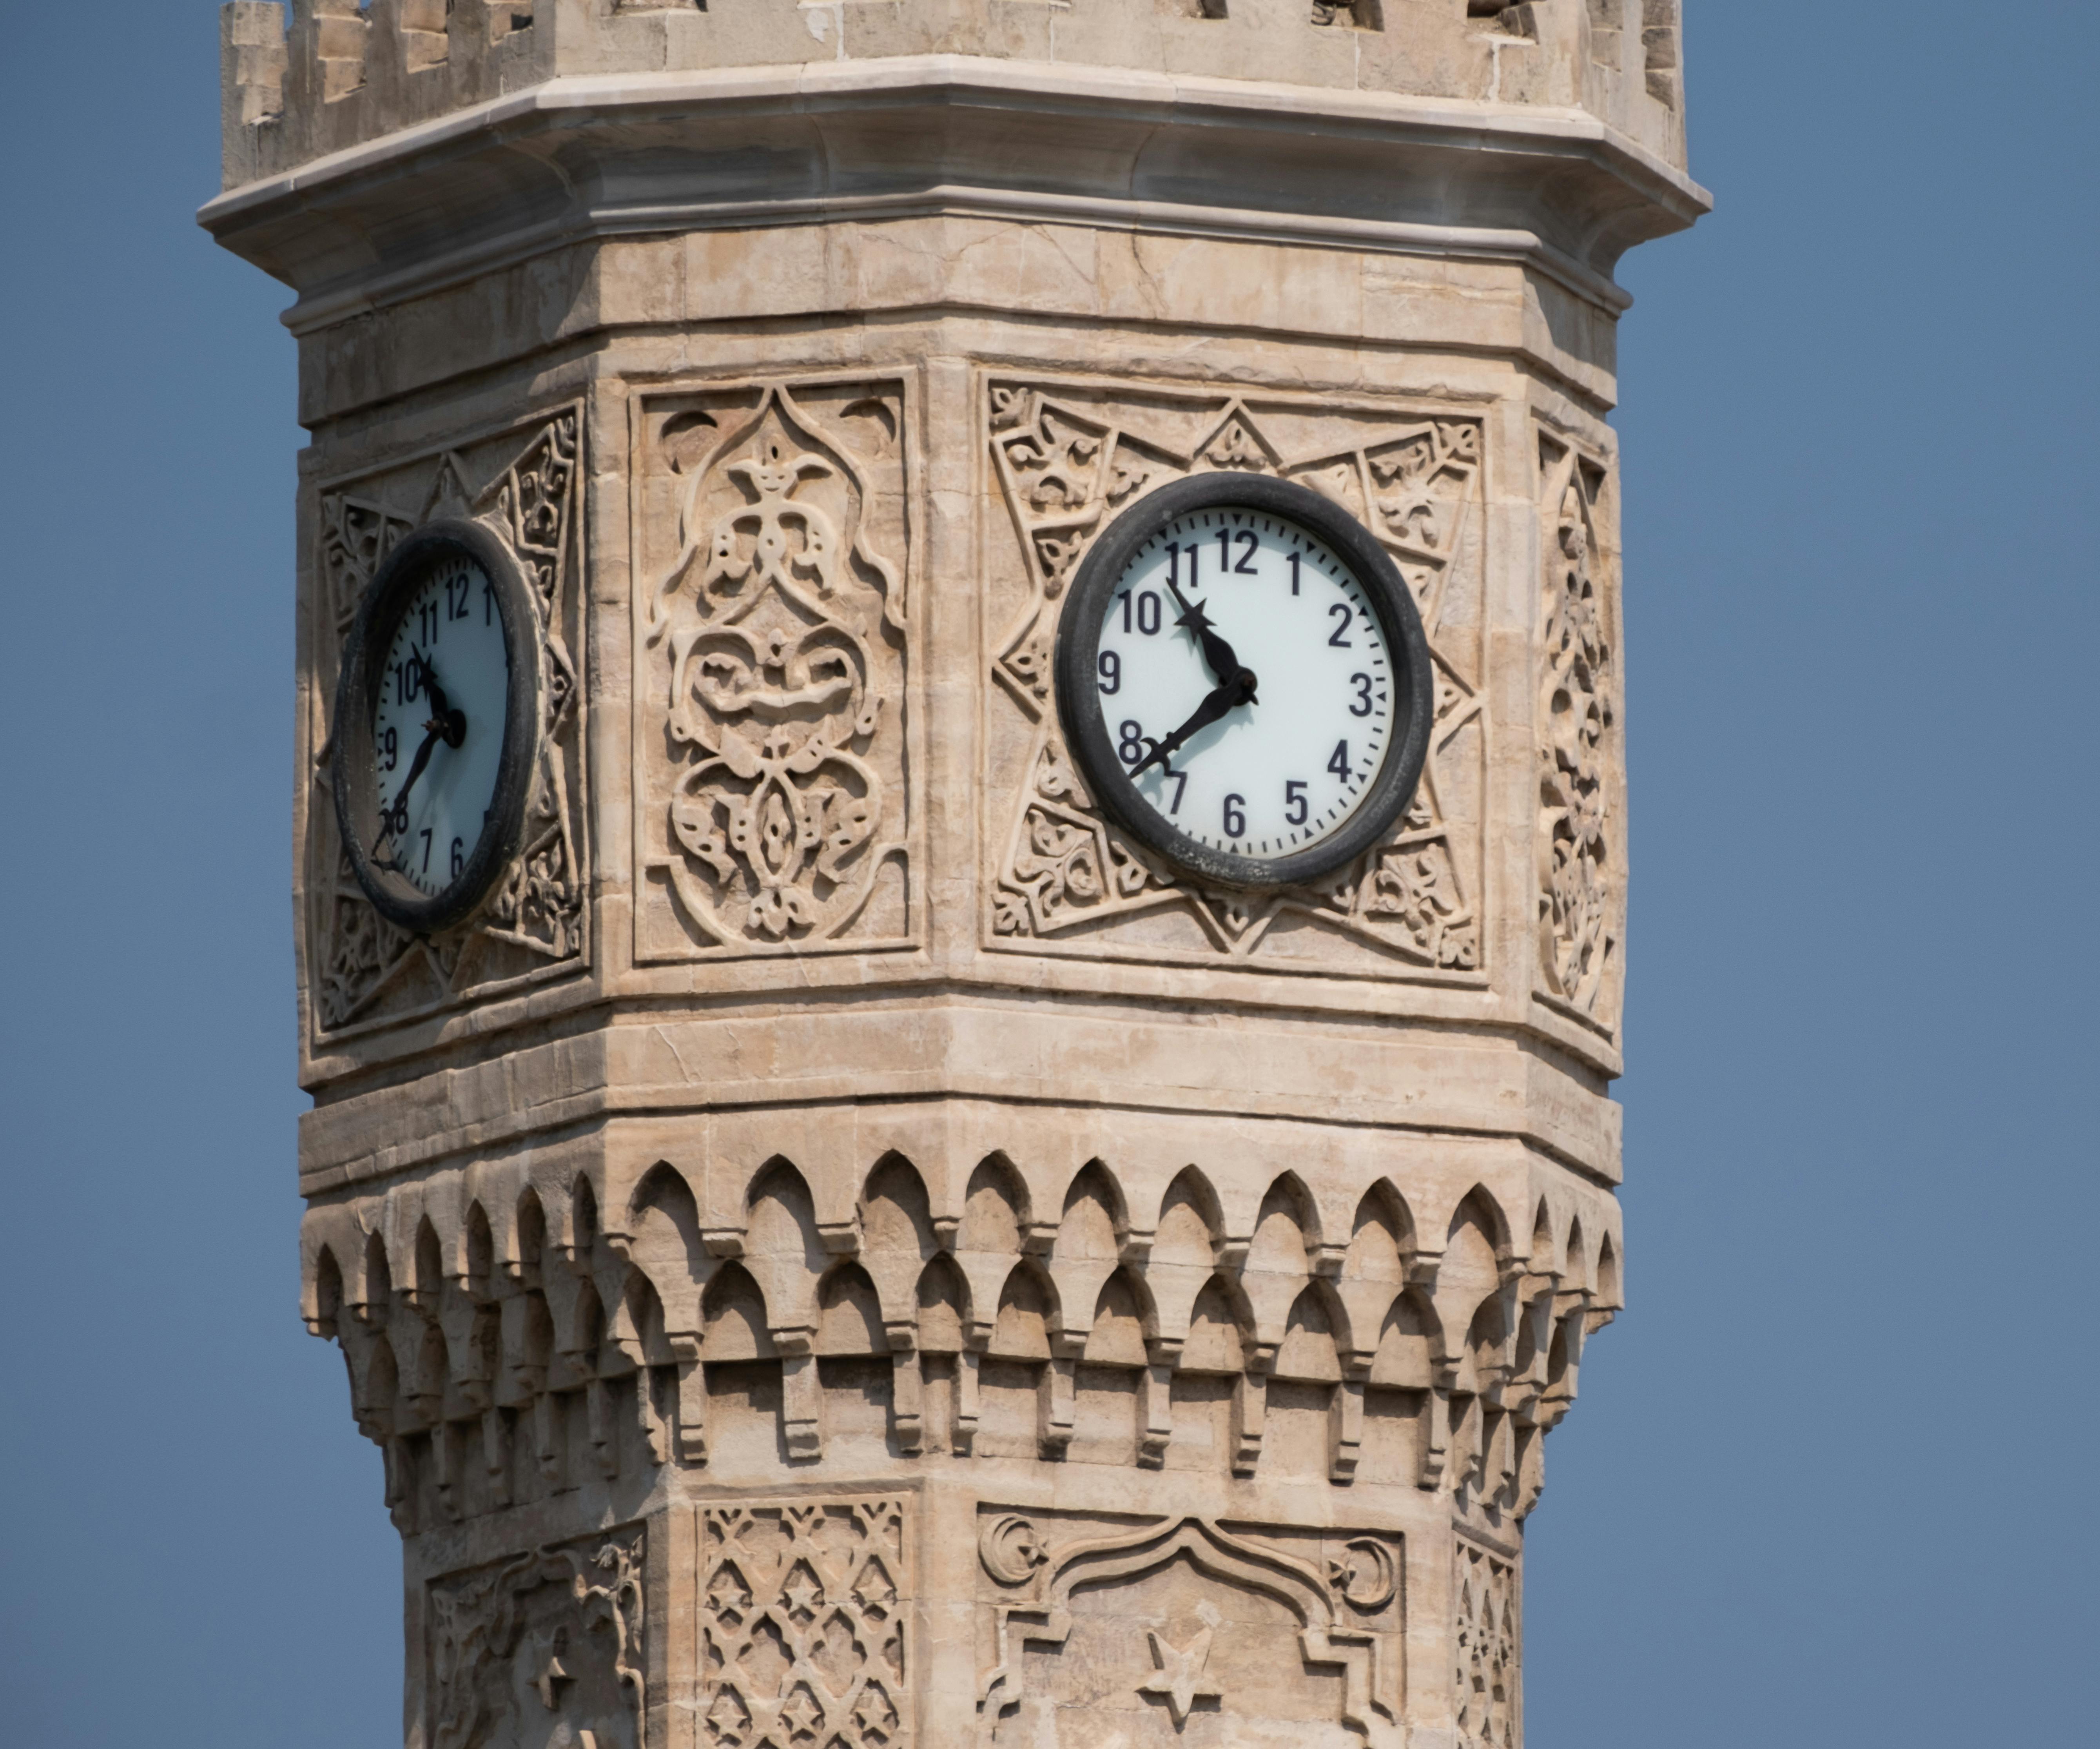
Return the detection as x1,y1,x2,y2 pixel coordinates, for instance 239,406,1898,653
979,370,1491,987
696,1496,914,1749
1452,1533,1518,1749
305,401,591,1041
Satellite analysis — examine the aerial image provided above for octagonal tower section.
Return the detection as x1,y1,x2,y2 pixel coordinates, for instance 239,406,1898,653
204,5,1705,1747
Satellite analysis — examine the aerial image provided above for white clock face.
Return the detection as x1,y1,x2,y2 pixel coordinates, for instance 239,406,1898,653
1091,506,1398,860
369,556,511,898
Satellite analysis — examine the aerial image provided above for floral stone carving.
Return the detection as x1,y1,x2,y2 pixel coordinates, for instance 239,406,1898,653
636,381,914,960
977,1509,1404,1749
1535,432,1619,1026
309,407,589,1034
426,1528,646,1749
698,1498,911,1749
984,378,1485,979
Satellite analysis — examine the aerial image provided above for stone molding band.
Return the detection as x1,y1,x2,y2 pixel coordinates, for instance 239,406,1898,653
200,54,1712,332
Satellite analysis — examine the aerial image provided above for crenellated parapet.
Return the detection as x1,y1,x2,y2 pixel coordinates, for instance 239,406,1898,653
301,1112,1619,1536
219,0,1690,193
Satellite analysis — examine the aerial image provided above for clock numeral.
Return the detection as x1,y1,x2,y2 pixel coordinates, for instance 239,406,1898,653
1166,541,1198,591
1285,780,1309,826
1097,650,1121,695
394,657,423,707
1165,766,1188,815
1116,590,1163,635
1288,551,1302,596
419,828,434,875
446,575,471,621
1349,672,1374,717
1222,793,1246,839
1327,740,1352,781
483,580,495,626
1218,529,1258,574
420,602,439,646
1117,720,1147,764
380,726,399,772
1327,602,1353,647
450,836,466,880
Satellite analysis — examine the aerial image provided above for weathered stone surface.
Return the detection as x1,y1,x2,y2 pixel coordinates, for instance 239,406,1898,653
206,5,1701,1745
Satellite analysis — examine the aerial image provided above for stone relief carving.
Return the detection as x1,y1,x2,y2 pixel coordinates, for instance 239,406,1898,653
984,379,1485,978
427,1527,646,1749
977,1510,1403,1749
697,1498,911,1749
309,408,588,1034
635,380,914,962
1452,1540,1517,1749
1534,432,1619,1026
311,1148,1613,1519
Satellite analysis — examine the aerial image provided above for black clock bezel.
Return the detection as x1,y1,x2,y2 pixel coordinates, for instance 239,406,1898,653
1053,472,1434,892
332,518,540,935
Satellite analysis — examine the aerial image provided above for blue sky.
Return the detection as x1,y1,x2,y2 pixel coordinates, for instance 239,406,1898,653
0,5,2092,1744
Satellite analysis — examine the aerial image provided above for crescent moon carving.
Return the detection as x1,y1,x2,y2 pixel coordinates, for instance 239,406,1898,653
1327,1537,1398,1613
980,1514,1051,1586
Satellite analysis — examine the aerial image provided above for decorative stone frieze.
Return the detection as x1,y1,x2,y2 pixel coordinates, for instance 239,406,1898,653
633,377,917,961
302,1138,1615,1532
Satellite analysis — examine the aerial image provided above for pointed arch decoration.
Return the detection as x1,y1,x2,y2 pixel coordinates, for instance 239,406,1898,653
978,1513,1401,1749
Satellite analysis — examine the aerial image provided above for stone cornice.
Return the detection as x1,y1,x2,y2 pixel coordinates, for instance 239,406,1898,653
199,54,1711,332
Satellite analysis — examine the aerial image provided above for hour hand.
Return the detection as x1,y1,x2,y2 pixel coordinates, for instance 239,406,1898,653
415,652,467,749
1161,578,1244,688
1186,612,1246,691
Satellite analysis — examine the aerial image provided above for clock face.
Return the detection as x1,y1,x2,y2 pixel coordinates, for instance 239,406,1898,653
334,520,539,933
369,557,511,898
1055,474,1432,889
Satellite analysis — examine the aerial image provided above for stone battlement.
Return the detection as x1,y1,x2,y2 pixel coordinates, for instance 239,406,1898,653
220,0,1688,191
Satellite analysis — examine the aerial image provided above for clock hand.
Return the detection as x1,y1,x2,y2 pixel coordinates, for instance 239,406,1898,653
375,722,446,848
1129,668,1259,780
374,650,468,848
1161,573,1248,690
416,652,468,750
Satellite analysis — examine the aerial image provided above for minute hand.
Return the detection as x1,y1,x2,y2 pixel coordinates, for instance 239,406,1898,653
1129,671,1257,779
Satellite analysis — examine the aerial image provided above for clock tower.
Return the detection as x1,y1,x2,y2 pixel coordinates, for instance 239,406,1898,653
205,6,1704,1748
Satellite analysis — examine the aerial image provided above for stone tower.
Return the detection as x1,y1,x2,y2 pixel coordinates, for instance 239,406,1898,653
205,6,1703,1748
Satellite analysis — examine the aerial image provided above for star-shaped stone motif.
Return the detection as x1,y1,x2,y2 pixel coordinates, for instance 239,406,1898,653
1137,1620,1220,1726
779,1691,823,1739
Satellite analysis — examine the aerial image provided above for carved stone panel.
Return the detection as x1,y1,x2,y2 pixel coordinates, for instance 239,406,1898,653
633,379,916,962
983,376,1486,980
308,406,589,1035
1533,429,1621,1032
977,1508,1404,1749
426,1526,646,1749
697,1497,912,1749
1452,1539,1517,1749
